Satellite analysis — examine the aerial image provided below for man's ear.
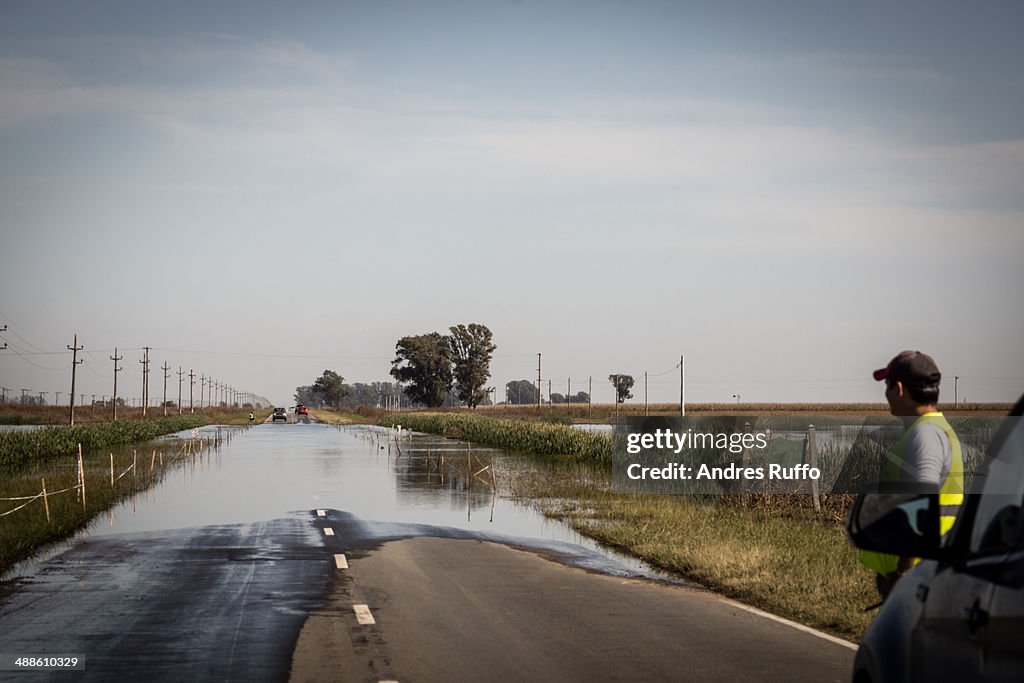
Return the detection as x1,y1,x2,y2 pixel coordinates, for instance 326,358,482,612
894,380,905,399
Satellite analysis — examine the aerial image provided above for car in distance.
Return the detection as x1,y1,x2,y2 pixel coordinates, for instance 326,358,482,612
272,407,287,422
846,394,1024,682
296,405,309,416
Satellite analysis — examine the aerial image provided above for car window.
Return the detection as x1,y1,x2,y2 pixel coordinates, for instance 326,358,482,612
969,418,1024,554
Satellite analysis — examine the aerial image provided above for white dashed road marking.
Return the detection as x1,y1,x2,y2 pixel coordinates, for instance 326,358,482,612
324,528,335,537
316,509,326,517
353,604,375,625
334,553,349,569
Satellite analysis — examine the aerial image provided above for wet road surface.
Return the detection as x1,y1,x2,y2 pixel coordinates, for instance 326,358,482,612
0,420,856,681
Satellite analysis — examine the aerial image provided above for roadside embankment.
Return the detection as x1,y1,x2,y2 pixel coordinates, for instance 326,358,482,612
386,411,874,641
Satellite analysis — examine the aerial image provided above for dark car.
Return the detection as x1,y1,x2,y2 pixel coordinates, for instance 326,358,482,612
272,407,287,422
847,395,1024,682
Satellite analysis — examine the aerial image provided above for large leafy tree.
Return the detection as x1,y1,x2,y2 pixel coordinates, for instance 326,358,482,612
390,332,453,408
609,374,634,403
448,323,497,409
313,369,349,408
505,379,540,405
294,384,323,407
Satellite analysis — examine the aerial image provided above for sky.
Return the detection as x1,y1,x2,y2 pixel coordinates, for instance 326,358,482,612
1,0,1022,407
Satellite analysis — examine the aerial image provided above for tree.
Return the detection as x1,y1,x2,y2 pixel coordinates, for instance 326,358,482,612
313,370,348,408
294,384,323,407
390,333,453,408
571,391,590,404
609,374,634,403
447,323,497,409
505,379,540,405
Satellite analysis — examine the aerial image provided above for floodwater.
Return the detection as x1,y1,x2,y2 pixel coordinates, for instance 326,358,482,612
8,420,672,581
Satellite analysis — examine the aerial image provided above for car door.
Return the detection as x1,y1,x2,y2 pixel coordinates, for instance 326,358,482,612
910,413,1024,681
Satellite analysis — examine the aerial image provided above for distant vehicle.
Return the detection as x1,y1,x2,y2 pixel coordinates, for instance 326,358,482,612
297,405,309,416
272,407,287,422
847,393,1024,682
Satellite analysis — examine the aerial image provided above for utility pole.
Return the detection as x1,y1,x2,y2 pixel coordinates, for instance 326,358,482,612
161,361,170,416
55,391,62,406
21,389,29,404
67,334,83,426
954,376,959,407
680,354,686,418
537,353,542,408
139,347,151,416
0,324,7,350
567,378,571,411
38,391,47,405
177,367,184,415
200,374,206,410
644,371,648,415
588,376,592,419
189,369,195,414
0,387,8,403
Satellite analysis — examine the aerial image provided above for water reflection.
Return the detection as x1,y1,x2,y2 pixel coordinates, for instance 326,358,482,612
33,422,669,580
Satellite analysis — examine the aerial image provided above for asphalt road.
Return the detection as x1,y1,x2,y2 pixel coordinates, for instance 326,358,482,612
292,521,856,683
0,518,330,682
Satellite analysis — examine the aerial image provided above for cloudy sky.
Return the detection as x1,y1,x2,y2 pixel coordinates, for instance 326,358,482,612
1,1,1022,406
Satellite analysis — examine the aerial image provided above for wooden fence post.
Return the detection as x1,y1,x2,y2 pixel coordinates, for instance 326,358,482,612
41,478,50,523
808,424,821,513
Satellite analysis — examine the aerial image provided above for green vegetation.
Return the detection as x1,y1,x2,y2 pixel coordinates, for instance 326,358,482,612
0,434,222,574
447,323,497,408
0,415,206,472
379,412,612,463
391,332,455,407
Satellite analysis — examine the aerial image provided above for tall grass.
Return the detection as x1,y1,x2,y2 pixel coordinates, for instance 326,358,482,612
0,415,206,472
0,434,226,574
379,412,613,463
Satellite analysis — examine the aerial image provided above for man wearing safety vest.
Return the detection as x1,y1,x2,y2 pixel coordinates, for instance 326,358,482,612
860,350,964,599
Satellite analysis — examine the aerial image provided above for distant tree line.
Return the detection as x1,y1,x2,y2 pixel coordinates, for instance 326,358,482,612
295,371,407,410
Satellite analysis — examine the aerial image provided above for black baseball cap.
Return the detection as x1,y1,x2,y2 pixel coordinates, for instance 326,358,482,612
873,350,941,386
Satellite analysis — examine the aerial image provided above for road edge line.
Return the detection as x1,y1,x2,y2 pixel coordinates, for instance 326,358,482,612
719,597,858,651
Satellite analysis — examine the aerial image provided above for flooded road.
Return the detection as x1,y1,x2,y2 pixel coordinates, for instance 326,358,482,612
0,420,665,682
68,421,664,576
0,420,857,681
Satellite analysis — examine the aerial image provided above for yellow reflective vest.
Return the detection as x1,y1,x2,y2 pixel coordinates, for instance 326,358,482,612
859,412,964,576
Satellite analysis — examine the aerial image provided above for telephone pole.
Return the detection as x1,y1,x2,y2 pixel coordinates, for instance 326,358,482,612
189,369,195,414
680,354,686,417
161,361,170,416
109,347,123,421
139,347,151,416
537,353,542,408
0,324,7,350
200,374,205,411
67,334,83,426
177,367,185,415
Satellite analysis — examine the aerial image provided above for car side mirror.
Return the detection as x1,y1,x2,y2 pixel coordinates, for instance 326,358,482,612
847,493,945,560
